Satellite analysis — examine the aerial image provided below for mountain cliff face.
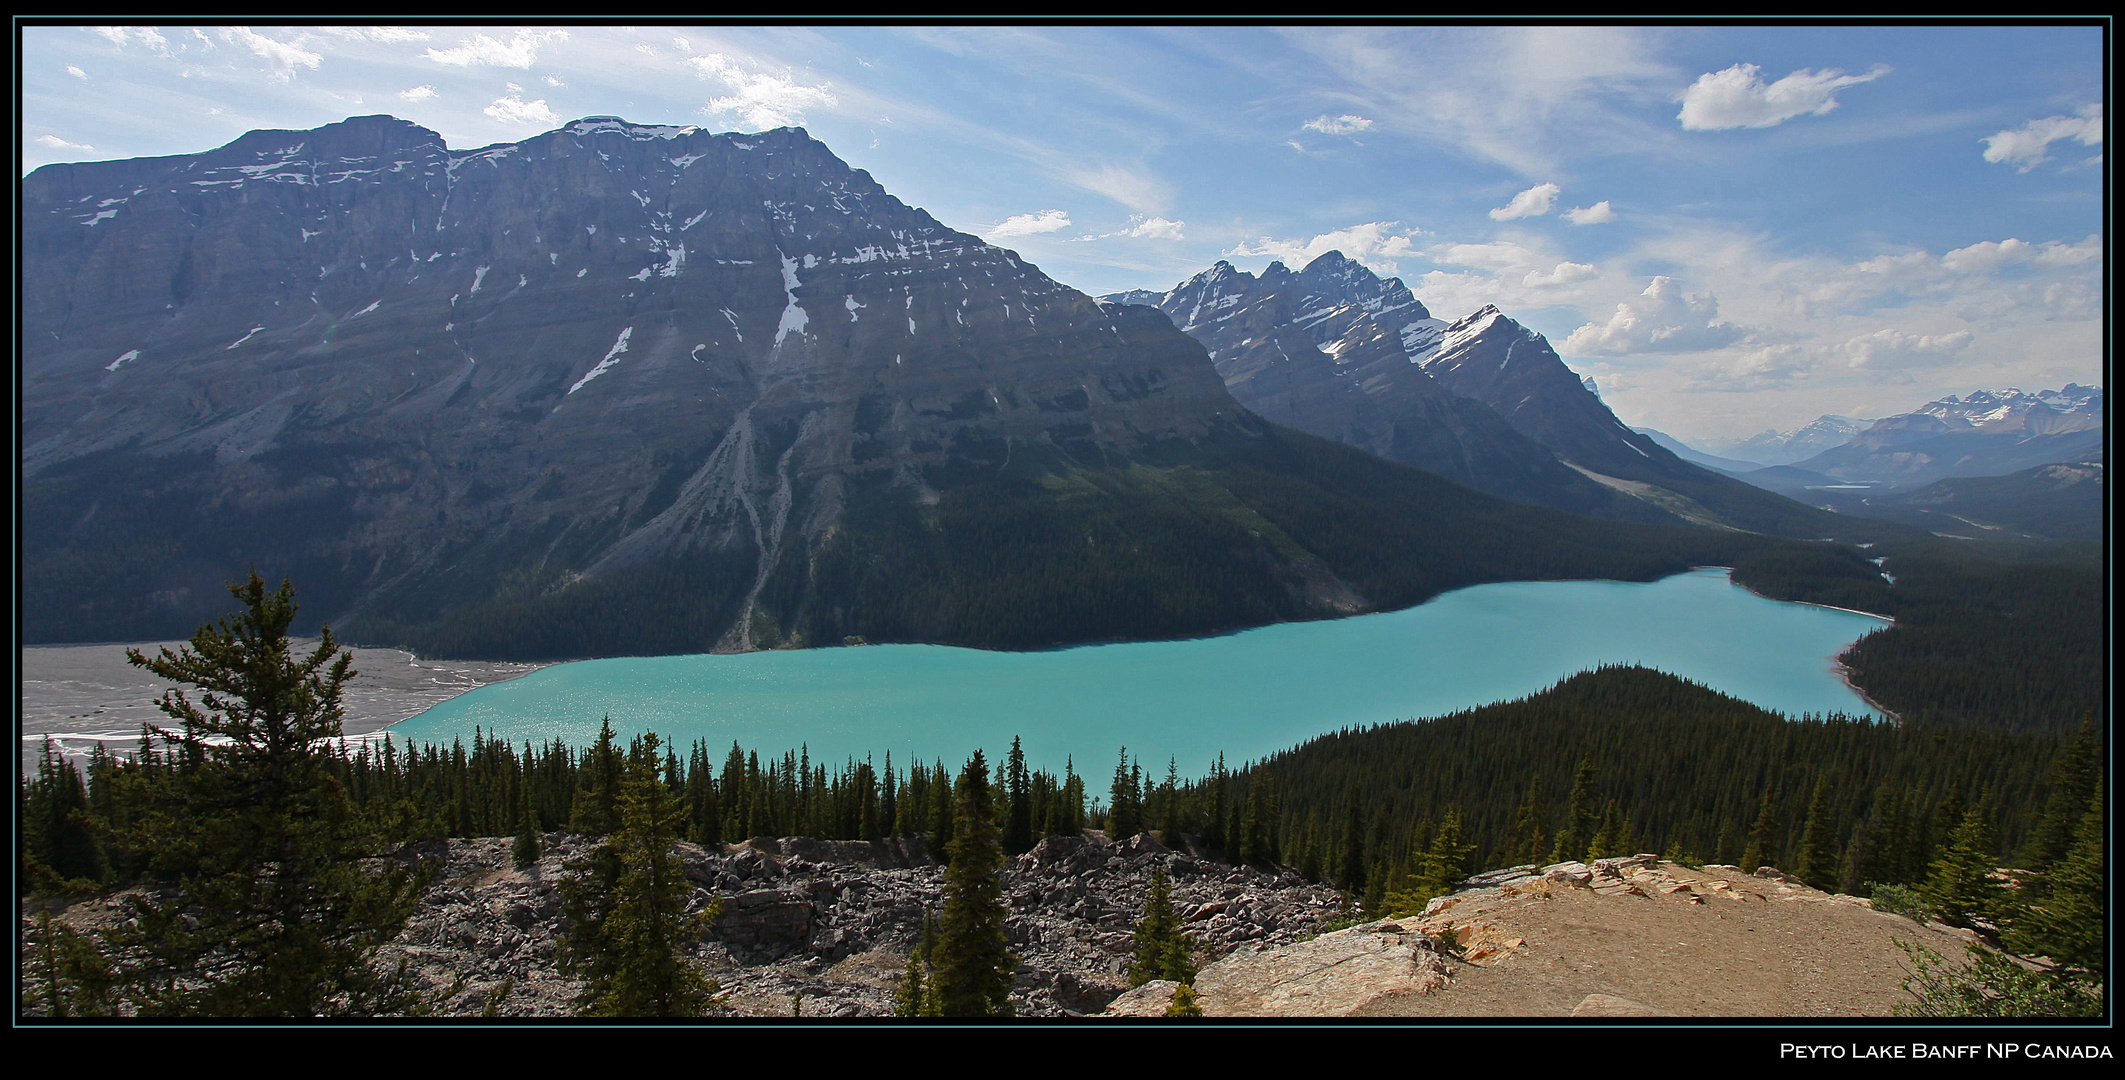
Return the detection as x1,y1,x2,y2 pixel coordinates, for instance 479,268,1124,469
1131,258,1654,520
24,116,1743,656
1123,256,1851,537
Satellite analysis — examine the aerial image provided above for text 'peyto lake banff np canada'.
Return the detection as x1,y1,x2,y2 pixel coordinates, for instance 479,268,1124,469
389,567,1890,774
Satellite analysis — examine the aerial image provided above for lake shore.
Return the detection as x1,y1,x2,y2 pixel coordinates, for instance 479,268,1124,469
18,640,550,776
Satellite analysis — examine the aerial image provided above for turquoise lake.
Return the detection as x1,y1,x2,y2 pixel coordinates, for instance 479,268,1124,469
386,568,1890,775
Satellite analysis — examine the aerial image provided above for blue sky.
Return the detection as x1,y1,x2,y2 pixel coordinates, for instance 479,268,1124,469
19,23,2106,443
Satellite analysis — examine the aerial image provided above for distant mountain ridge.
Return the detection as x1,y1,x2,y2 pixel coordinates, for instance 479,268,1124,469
1742,385,2104,494
1113,255,1857,538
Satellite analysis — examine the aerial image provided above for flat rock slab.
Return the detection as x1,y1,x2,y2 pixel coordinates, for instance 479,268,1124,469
1182,923,1448,1018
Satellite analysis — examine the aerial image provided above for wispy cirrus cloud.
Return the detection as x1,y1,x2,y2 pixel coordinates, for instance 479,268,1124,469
1677,62,1890,131
223,27,322,81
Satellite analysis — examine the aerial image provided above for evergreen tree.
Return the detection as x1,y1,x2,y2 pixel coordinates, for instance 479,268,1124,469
1128,868,1196,986
108,572,428,1016
1164,983,1204,1017
568,719,623,837
559,732,716,1017
2007,778,2104,975
1336,798,1368,896
1004,737,1033,856
1741,785,1779,873
1416,805,1477,900
1108,748,1142,840
24,738,108,887
2017,713,2101,880
1502,775,1546,867
512,797,543,871
931,751,1015,1017
1794,774,1836,888
1589,799,1629,860
1922,806,2005,930
1550,757,1599,864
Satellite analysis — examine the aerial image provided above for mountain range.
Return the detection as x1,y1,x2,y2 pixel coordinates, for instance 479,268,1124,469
1109,258,1853,537
22,115,1778,657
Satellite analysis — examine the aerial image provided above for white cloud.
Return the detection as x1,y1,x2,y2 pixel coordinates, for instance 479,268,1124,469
1982,104,2103,172
1564,200,1617,225
988,209,1072,237
484,94,560,127
1565,276,1747,353
65,65,87,80
36,134,94,151
1302,114,1373,136
1843,328,1973,370
399,85,438,102
222,27,323,81
424,29,567,69
1121,215,1186,240
544,74,565,87
366,27,430,43
1524,261,1598,287
1490,182,1560,220
95,27,170,54
1230,221,1422,276
688,53,837,130
1677,62,1889,131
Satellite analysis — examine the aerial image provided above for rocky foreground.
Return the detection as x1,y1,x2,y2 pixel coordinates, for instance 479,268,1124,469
376,831,1339,1017
25,836,1982,1019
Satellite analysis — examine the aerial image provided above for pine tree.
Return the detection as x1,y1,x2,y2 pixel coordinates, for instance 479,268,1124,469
559,732,717,1017
108,572,428,1016
1108,748,1141,840
2018,713,2101,881
1128,868,1196,986
568,718,622,837
1588,799,1629,860
1164,983,1204,1017
931,751,1015,1016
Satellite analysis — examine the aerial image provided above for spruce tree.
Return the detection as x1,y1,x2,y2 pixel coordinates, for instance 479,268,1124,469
932,751,1015,1016
1922,806,2005,930
1004,737,1033,856
1550,756,1598,864
108,572,428,1016
512,797,543,871
1741,785,1779,873
1503,775,1546,867
1336,798,1368,896
559,732,716,1017
1794,774,1836,888
1108,748,1141,840
2007,778,2104,975
1128,868,1196,986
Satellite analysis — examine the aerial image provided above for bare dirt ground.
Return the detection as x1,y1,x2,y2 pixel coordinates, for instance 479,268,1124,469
1355,863,1984,1018
19,640,547,776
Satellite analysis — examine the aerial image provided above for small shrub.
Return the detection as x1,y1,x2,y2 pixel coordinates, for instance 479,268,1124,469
1869,882,1934,923
1893,940,2103,1018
